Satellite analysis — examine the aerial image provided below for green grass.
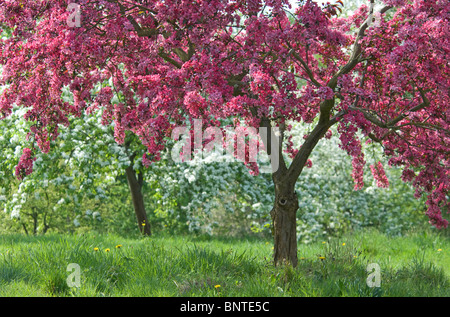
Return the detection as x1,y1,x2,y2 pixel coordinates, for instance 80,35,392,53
0,227,448,297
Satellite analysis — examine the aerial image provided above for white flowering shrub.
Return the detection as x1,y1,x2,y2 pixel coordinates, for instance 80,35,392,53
150,120,427,241
144,147,274,236
0,104,145,234
286,123,427,243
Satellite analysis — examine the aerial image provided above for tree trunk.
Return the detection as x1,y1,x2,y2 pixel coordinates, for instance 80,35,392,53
258,117,299,267
259,115,335,267
125,165,151,236
260,118,332,267
271,180,299,267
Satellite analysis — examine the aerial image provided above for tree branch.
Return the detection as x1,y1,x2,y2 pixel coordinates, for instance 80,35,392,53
286,120,334,185
386,88,430,126
157,50,182,69
327,4,393,90
289,49,321,88
349,88,431,130
117,2,159,37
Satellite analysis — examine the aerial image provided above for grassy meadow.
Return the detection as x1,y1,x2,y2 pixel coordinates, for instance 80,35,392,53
0,227,448,297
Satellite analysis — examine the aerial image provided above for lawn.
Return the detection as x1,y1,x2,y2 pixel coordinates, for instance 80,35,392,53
0,227,448,297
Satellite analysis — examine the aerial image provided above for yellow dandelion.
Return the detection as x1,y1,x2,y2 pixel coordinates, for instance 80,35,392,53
105,248,110,252
93,247,99,251
214,285,221,289
318,256,326,260
342,243,346,246
437,249,442,252
300,257,305,260
116,244,122,249
322,241,326,244
353,255,358,258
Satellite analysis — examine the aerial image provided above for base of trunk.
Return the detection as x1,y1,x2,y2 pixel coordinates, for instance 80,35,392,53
271,185,299,267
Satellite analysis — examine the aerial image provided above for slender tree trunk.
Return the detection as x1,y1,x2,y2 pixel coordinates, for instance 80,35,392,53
22,222,29,236
42,210,50,234
125,165,151,236
31,208,38,235
271,179,299,267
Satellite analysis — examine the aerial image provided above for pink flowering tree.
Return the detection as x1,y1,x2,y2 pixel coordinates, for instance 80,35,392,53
0,0,448,266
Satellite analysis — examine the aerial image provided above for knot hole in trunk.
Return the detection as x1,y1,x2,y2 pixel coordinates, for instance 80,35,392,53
278,198,288,206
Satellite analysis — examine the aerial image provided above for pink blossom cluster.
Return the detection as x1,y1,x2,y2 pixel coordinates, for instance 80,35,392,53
338,119,366,190
15,148,35,180
370,161,390,188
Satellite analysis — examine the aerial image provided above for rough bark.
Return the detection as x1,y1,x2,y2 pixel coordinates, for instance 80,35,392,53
271,179,299,267
125,165,151,236
259,117,299,266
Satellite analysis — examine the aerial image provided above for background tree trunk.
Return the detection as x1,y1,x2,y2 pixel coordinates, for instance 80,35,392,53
125,165,151,236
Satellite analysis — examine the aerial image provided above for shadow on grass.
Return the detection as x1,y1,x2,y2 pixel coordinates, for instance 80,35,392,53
0,264,34,285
